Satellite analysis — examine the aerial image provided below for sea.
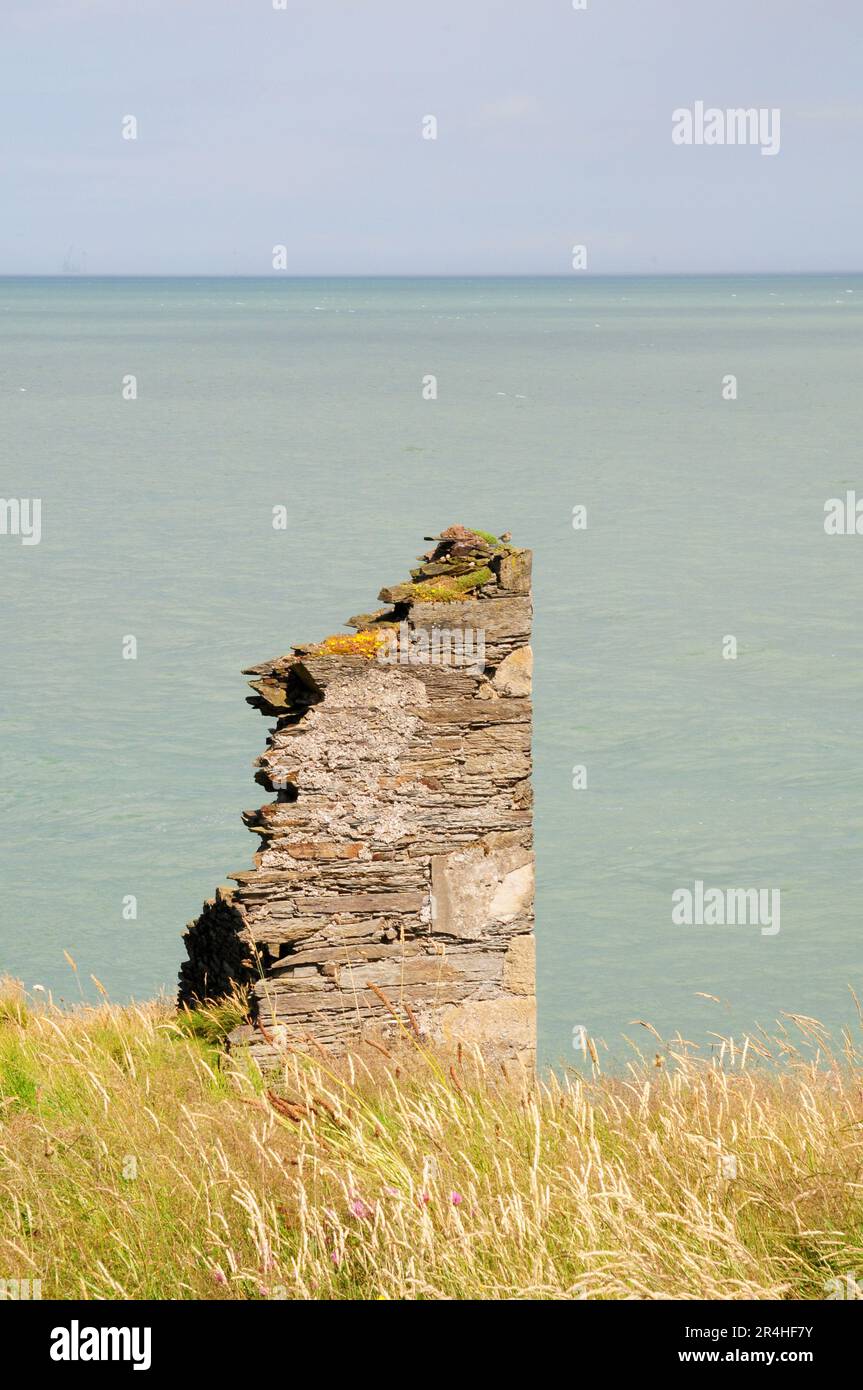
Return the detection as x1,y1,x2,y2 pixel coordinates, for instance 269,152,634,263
2,274,862,1069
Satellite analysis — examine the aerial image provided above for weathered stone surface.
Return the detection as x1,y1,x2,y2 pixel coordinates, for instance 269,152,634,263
431,833,534,941
409,596,532,656
436,996,536,1058
492,646,532,698
178,530,535,1066
504,933,535,994
495,548,532,595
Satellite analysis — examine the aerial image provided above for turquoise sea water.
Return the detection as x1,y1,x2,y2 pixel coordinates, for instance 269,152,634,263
1,275,861,1067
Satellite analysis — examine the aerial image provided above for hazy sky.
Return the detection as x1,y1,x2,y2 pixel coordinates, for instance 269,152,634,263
2,0,861,275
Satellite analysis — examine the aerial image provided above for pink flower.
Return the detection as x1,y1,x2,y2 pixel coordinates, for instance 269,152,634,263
331,1250,341,1266
451,1191,463,1207
212,1268,227,1285
350,1197,372,1219
418,1191,431,1207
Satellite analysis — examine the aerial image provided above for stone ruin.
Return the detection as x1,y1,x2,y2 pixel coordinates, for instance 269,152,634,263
178,526,535,1068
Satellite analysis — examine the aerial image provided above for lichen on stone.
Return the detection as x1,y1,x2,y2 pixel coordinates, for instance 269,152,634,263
410,566,494,602
179,525,535,1068
314,632,389,657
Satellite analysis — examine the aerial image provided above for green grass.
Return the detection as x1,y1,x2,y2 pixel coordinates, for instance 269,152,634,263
1,979,862,1300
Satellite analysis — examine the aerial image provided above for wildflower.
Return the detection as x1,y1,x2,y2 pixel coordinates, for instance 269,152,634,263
451,1191,463,1207
212,1268,227,1285
349,1196,372,1219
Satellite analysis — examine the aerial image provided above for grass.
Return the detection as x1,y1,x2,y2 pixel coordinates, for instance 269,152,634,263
1,978,862,1300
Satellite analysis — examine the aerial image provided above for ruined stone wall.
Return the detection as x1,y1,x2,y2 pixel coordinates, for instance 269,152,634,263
179,527,535,1067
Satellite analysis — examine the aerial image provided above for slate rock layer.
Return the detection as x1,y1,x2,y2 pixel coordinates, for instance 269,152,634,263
178,527,535,1067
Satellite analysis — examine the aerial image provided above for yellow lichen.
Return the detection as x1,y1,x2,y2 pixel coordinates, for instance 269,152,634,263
411,566,494,603
317,632,388,658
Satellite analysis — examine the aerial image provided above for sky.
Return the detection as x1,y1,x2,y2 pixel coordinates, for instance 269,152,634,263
1,0,861,275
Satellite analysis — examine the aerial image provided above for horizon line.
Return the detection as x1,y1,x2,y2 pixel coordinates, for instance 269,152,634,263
1,270,862,280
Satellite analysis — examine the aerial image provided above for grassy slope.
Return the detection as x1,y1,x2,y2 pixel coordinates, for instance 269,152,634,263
1,981,862,1300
